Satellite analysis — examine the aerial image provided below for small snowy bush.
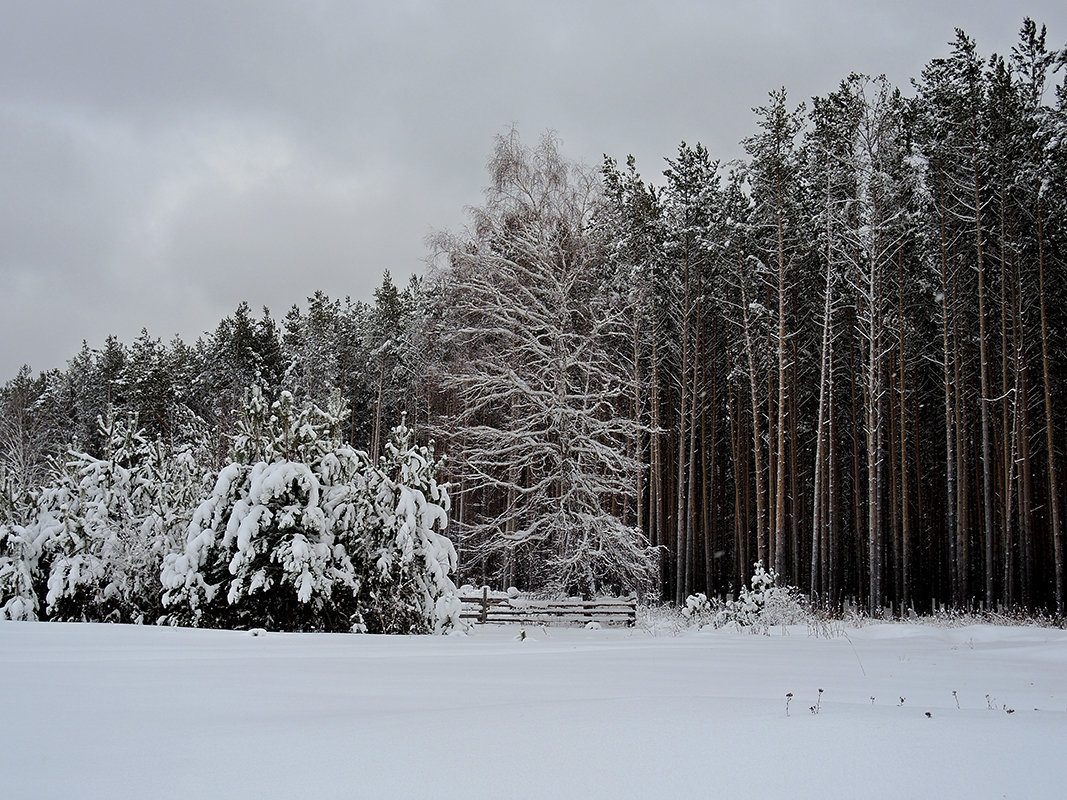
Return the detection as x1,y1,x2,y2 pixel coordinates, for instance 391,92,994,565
680,592,722,627
678,562,808,633
725,561,807,631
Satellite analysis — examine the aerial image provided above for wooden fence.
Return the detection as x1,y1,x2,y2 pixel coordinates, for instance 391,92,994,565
459,588,637,627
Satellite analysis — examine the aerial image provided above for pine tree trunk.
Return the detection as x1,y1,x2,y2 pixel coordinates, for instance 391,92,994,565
889,366,901,607
651,339,667,598
632,314,644,532
850,335,863,604
1036,200,1063,615
729,389,746,593
811,273,831,597
789,342,800,587
954,294,970,604
737,255,767,566
866,296,881,614
774,197,788,577
972,143,996,608
675,258,691,604
826,327,837,606
685,303,700,598
999,188,1013,607
372,361,385,461
936,163,960,607
898,248,912,610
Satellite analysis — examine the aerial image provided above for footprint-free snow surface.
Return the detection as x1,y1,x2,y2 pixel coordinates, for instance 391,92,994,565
2,620,1065,798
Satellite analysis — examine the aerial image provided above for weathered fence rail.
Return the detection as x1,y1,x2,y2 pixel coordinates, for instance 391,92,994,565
459,588,637,627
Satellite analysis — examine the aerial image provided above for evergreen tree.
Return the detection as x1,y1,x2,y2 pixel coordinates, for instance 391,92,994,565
0,413,202,622
597,154,667,588
161,389,459,633
357,421,460,634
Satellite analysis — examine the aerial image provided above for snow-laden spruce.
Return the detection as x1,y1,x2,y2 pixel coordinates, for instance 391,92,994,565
0,414,202,622
160,389,460,634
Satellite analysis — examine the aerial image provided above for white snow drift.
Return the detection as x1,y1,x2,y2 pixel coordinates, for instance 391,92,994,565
1,619,1064,799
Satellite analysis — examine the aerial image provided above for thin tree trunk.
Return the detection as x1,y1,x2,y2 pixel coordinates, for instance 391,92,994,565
999,185,1013,607
737,255,767,566
850,333,864,605
898,247,912,610
632,312,644,532
774,195,788,577
372,361,386,460
811,260,832,597
954,288,971,604
1036,199,1063,615
972,138,996,608
675,258,691,604
685,300,701,598
827,323,837,606
789,339,800,587
651,340,667,598
936,163,960,607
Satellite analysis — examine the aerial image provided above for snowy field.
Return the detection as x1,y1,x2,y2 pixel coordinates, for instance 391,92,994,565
2,620,1065,799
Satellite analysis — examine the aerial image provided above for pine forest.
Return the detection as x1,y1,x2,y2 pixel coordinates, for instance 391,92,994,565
3,20,1067,625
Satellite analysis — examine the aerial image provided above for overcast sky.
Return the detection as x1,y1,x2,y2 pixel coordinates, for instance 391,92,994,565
2,1,1064,380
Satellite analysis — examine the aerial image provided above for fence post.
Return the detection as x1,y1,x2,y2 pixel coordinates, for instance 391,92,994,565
481,586,489,624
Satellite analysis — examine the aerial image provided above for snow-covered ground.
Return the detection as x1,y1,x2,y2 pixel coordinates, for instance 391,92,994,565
2,620,1065,799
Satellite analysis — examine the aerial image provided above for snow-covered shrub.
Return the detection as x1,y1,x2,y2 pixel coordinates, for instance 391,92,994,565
0,414,204,623
637,598,712,635
161,390,459,634
684,592,711,616
0,469,37,619
678,592,733,630
0,546,37,620
725,561,808,631
38,447,139,622
676,562,808,633
355,422,460,635
681,592,719,627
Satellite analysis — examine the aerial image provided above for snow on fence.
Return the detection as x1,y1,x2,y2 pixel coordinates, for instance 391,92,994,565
459,587,637,627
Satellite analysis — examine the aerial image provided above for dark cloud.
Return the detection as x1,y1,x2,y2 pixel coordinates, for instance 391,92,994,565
2,0,1064,378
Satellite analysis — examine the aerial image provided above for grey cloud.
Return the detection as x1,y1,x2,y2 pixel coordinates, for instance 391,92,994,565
0,109,119,274
2,0,1065,378
164,157,410,306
